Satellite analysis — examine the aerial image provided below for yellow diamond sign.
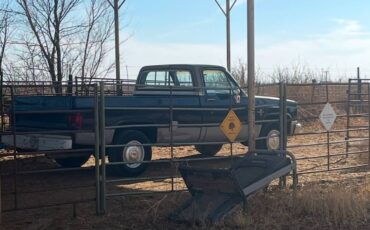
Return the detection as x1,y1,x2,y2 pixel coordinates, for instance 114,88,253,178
220,110,241,142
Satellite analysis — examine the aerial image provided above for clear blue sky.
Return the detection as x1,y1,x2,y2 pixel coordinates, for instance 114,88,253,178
124,0,370,43
119,0,370,78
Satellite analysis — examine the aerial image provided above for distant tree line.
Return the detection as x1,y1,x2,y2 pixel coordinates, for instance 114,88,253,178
231,59,350,86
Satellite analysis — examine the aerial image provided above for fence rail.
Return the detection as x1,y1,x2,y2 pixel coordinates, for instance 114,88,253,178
0,80,369,218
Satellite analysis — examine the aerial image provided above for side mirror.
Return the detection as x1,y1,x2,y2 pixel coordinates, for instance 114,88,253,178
233,88,241,96
233,88,241,104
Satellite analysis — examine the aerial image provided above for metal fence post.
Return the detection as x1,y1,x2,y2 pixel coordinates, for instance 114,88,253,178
0,175,2,224
345,80,351,157
169,86,174,192
279,83,288,187
99,82,106,213
0,74,3,132
10,86,18,209
283,83,288,150
279,82,287,151
94,84,101,214
279,83,284,150
229,88,233,157
326,82,330,170
247,0,256,152
75,77,78,95
368,84,370,169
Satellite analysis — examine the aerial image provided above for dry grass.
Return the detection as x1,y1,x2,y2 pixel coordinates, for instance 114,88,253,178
2,170,369,229
222,182,370,230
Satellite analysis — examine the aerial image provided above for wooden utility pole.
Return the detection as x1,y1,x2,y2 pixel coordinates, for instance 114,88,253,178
247,0,256,151
107,0,126,95
214,0,237,71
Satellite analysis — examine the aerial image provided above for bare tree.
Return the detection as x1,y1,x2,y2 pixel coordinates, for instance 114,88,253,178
15,36,50,82
14,0,115,94
0,0,12,86
17,0,81,93
231,59,263,87
231,59,247,87
79,0,114,86
271,62,318,84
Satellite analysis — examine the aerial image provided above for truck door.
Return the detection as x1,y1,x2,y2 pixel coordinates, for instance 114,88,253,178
170,70,202,144
200,69,248,142
139,69,202,144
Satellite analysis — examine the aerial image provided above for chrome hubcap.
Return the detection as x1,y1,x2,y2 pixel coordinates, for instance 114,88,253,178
267,130,280,150
122,140,144,168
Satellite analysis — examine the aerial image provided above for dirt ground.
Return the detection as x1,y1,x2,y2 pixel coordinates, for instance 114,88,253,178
1,119,370,230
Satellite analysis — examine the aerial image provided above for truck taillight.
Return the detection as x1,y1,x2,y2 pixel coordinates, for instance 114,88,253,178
68,114,83,129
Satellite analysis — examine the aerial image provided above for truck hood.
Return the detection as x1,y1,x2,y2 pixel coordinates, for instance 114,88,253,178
255,96,297,107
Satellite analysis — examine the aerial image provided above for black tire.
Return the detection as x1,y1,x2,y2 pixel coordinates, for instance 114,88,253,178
108,130,152,177
54,154,91,168
195,144,223,156
256,124,281,150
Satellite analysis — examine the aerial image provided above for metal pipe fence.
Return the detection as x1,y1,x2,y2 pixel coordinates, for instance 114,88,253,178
0,83,101,216
0,79,369,218
96,81,290,213
256,80,370,175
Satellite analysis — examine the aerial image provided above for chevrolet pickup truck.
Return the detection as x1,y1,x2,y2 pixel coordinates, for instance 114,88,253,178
1,64,299,176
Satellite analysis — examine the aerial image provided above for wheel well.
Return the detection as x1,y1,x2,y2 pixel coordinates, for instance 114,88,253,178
262,114,292,131
113,126,157,144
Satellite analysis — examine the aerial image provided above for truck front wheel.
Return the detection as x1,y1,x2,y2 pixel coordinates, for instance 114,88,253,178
54,154,91,168
195,144,223,156
256,124,281,150
108,130,152,177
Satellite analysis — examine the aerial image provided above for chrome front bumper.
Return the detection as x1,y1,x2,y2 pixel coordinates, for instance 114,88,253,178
290,120,302,135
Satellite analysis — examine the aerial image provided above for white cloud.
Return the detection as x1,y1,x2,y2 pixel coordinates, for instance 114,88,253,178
119,18,370,79
256,19,370,75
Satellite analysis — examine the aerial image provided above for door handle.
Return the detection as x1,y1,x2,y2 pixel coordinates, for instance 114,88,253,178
207,98,216,102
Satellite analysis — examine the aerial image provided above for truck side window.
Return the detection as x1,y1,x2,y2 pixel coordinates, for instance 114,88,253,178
176,71,193,87
203,70,231,95
142,70,194,88
143,71,174,86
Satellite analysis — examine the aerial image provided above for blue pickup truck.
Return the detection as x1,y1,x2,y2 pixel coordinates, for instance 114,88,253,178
2,64,299,176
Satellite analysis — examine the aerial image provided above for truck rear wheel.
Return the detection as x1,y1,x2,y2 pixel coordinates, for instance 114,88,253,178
54,154,91,168
195,144,223,156
108,130,152,177
256,124,280,150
